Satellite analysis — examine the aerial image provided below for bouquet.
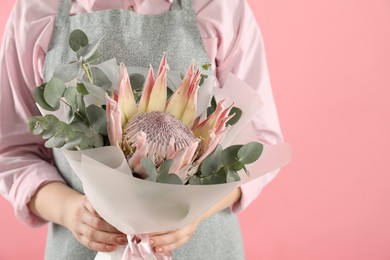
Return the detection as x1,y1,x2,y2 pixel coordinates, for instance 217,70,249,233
29,30,291,259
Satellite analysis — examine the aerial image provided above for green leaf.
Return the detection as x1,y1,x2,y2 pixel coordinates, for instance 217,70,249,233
200,145,223,176
141,157,158,181
64,87,78,110
28,116,52,135
69,29,89,52
158,160,173,176
200,167,228,184
237,142,263,164
188,175,202,185
76,83,89,95
90,67,111,89
33,85,59,111
201,63,212,70
77,37,103,61
92,133,104,148
85,49,101,64
129,73,145,90
76,94,87,118
83,81,107,101
43,77,66,108
62,132,83,150
221,145,245,171
207,96,217,117
86,104,108,135
53,62,81,82
70,120,90,132
221,145,242,165
44,123,75,148
226,107,242,126
226,170,240,182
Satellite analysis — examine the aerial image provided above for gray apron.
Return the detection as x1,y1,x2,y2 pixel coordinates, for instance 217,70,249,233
43,0,244,259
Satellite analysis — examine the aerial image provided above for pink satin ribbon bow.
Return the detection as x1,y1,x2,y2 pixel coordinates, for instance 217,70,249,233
121,234,172,260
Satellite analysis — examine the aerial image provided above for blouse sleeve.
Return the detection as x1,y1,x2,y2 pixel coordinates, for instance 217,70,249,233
0,0,65,227
197,0,284,213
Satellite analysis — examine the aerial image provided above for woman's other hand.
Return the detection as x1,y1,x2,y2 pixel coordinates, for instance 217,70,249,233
149,220,199,253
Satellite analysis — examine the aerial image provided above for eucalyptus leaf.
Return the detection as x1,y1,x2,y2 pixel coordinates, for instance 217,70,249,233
207,96,217,117
90,67,112,89
226,107,242,126
77,37,103,61
33,85,59,111
86,104,108,135
76,94,87,118
201,63,211,71
69,29,89,52
44,123,75,148
70,120,91,132
91,58,119,88
221,145,242,166
62,132,84,150
200,145,223,177
200,167,228,185
76,83,89,95
158,160,173,176
188,175,202,185
53,62,81,82
158,173,183,185
226,170,240,182
83,81,107,101
92,133,104,148
28,115,53,135
64,87,78,110
142,157,158,181
221,145,245,172
43,77,66,108
79,132,96,150
86,49,101,64
237,142,263,164
129,73,145,90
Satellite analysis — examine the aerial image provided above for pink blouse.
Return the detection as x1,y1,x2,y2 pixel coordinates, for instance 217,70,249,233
0,0,283,227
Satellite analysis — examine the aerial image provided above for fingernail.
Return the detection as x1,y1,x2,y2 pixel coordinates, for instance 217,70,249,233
155,247,163,253
116,236,128,245
106,245,116,251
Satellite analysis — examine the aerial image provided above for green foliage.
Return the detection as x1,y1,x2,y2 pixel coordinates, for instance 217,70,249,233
69,29,89,52
188,142,263,185
29,29,112,150
142,158,183,185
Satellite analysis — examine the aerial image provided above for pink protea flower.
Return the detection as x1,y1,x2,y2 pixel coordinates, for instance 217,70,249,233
105,55,233,182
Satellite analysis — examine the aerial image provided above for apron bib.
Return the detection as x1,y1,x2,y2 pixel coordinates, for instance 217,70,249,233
43,1,244,259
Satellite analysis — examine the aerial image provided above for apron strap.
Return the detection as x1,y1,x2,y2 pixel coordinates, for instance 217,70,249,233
55,0,72,26
171,0,193,11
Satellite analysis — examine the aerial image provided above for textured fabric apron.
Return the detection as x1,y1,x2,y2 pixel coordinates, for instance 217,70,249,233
43,0,245,259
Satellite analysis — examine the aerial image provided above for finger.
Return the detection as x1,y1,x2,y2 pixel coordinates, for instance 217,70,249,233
154,235,191,253
150,226,194,248
82,197,100,217
78,233,117,252
82,197,123,234
83,211,121,234
78,222,128,246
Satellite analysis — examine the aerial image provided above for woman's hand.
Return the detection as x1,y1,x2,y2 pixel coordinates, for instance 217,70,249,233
63,195,128,252
147,187,242,253
28,182,128,252
149,220,199,253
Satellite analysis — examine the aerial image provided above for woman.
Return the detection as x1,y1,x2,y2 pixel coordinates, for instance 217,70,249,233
0,0,282,259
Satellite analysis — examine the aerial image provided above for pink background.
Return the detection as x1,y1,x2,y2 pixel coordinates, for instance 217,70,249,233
1,0,390,259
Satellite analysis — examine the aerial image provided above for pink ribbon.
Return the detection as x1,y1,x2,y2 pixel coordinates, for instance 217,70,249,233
121,234,172,260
